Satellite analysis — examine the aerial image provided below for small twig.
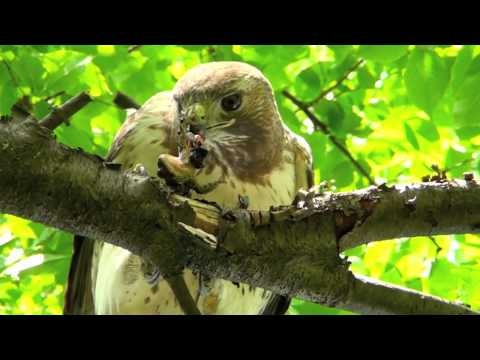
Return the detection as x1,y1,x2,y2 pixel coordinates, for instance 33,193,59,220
2,60,19,88
128,45,142,53
283,90,375,185
307,59,364,106
113,91,141,110
429,236,442,255
445,158,475,173
39,92,92,130
2,60,27,98
44,91,66,103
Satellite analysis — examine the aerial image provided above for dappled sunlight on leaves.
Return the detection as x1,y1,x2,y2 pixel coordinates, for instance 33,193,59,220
2,45,480,314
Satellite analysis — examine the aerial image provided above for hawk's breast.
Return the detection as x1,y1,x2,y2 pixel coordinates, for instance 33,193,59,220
94,146,297,315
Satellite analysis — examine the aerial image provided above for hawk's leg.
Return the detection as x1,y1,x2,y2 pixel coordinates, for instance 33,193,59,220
165,274,202,315
141,259,202,315
123,159,200,315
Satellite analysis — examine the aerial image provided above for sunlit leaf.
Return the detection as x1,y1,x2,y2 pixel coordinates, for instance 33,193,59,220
359,45,408,64
405,49,450,115
404,122,420,150
1,44,480,314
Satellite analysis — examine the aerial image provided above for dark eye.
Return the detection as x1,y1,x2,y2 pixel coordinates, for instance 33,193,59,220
221,93,242,112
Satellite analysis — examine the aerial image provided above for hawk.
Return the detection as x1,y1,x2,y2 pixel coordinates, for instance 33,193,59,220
64,61,313,315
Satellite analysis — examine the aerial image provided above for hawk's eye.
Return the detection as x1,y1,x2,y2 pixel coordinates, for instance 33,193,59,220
221,93,242,112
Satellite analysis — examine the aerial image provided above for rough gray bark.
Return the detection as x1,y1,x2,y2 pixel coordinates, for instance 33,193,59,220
0,117,477,315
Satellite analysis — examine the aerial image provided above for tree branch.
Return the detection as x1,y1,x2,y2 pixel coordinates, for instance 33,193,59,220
128,45,143,53
282,90,375,185
113,91,141,110
343,274,472,315
0,117,477,314
307,59,364,106
2,60,19,88
39,92,92,130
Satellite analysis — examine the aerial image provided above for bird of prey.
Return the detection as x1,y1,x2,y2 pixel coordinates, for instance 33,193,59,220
64,61,313,315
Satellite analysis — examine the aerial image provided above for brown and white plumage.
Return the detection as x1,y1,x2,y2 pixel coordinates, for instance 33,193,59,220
65,61,313,315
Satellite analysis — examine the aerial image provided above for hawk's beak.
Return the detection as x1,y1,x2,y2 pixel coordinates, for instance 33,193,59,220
180,103,207,137
182,103,235,138
182,103,206,124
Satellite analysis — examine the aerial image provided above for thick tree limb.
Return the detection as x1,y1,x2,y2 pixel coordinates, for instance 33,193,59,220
283,90,375,185
0,117,477,315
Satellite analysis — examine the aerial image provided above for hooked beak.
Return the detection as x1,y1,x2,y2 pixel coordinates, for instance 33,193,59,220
182,103,236,136
180,103,206,124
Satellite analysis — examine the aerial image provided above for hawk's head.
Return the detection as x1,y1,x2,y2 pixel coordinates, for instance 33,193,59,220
171,61,285,180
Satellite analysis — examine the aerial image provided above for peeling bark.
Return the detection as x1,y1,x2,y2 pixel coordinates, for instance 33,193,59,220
0,117,477,315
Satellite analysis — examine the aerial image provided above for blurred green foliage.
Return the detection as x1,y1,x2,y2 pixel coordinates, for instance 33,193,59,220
1,45,480,315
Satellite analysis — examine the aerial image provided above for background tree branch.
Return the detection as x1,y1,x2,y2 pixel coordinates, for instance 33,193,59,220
113,91,141,110
307,58,365,106
0,115,477,315
282,90,375,185
39,92,92,130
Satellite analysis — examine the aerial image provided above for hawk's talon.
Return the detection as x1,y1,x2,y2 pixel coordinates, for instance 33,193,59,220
142,263,162,285
220,208,236,221
131,163,149,177
292,182,331,208
238,195,250,209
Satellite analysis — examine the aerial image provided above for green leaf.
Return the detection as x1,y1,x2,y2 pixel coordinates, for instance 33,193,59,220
357,66,376,88
445,147,470,173
333,161,354,188
65,45,98,55
293,64,325,101
314,100,344,132
450,45,474,94
456,126,480,140
55,125,95,152
404,122,420,150
0,64,18,115
307,133,327,171
2,44,480,314
405,49,450,115
405,278,423,292
10,54,45,92
290,299,355,315
417,120,440,142
329,45,353,64
429,259,459,300
453,72,480,126
30,45,50,53
359,45,409,64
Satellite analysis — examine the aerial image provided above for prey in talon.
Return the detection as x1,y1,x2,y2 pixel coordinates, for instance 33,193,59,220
185,124,209,169
157,105,213,193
